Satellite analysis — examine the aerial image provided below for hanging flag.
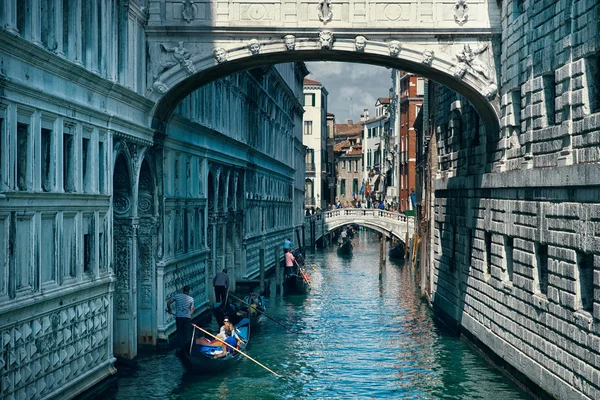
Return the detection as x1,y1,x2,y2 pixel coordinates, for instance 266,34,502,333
359,181,365,195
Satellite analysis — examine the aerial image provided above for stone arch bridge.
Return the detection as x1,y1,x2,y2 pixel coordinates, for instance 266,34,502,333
147,0,502,138
304,209,415,244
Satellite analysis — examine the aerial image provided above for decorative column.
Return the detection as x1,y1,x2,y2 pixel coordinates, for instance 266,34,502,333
2,0,18,34
53,0,64,56
87,0,99,73
30,0,42,45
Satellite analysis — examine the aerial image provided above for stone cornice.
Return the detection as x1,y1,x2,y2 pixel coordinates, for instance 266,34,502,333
0,29,154,113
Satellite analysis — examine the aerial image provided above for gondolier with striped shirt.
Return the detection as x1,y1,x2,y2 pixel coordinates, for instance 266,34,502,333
167,285,194,352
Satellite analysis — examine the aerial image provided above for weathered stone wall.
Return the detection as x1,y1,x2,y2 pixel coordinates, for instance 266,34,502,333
429,1,600,399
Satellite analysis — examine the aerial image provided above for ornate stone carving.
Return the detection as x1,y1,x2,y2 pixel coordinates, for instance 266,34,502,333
454,0,469,26
355,36,367,52
116,293,129,314
181,0,198,23
159,42,195,75
388,40,402,57
113,195,131,215
248,39,261,55
317,0,333,23
214,48,228,63
138,193,153,213
152,80,169,94
284,35,296,51
483,83,498,99
454,43,490,80
319,30,334,50
0,295,111,399
422,49,435,66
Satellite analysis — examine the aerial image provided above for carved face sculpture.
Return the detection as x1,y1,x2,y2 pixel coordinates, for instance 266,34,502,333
388,41,401,57
319,30,334,50
284,35,296,51
214,48,228,63
422,49,434,66
355,36,367,52
248,39,260,55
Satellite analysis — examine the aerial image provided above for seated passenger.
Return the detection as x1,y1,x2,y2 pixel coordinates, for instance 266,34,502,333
214,329,237,358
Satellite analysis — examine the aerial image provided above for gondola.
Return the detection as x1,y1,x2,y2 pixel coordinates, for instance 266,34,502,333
243,294,266,328
178,318,250,374
213,295,265,330
389,242,405,259
337,239,353,255
283,269,310,294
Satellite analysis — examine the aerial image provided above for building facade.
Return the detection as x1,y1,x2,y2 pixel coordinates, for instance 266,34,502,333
362,101,390,207
302,78,328,212
390,72,425,211
0,4,306,398
325,112,337,207
416,2,600,399
333,130,363,207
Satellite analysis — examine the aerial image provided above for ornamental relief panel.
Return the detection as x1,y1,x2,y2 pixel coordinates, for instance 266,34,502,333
0,295,111,399
154,0,487,27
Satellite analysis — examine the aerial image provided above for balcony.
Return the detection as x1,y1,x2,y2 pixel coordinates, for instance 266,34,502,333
306,162,316,175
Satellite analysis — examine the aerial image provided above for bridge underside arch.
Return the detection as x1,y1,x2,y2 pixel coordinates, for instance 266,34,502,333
319,220,405,243
149,40,500,140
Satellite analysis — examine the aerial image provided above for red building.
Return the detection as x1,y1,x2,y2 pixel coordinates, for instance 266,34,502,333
393,72,425,211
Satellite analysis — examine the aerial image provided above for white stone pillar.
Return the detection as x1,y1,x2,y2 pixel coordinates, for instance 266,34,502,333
2,0,19,34
87,0,99,73
30,0,42,45
53,0,64,56
32,111,42,192
55,117,64,193
73,0,83,65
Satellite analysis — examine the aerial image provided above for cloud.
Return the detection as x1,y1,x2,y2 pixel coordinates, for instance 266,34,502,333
305,62,392,123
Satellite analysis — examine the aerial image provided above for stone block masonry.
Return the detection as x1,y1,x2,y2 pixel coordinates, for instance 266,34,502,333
426,1,600,399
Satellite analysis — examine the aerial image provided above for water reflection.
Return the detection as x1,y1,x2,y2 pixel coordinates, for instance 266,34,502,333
103,231,531,400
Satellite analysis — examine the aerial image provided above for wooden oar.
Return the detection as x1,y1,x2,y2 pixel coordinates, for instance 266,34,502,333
294,260,312,289
228,293,299,334
192,324,282,377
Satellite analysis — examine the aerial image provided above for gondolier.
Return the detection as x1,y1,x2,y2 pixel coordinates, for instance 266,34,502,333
166,285,194,352
213,268,229,304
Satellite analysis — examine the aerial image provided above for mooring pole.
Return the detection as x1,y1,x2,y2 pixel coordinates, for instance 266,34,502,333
379,234,384,279
274,245,281,294
259,248,265,294
310,219,316,254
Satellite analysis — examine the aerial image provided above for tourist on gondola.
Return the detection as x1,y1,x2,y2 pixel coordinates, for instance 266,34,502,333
213,268,229,304
214,329,238,358
166,285,194,352
284,248,295,277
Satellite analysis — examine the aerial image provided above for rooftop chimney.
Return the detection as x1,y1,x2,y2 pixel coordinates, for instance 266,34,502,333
361,109,369,122
347,120,353,125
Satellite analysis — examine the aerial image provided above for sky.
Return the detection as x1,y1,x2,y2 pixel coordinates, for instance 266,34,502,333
305,62,392,124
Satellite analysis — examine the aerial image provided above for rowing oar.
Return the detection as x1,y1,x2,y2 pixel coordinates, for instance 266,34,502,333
228,294,299,334
191,323,282,378
294,260,312,289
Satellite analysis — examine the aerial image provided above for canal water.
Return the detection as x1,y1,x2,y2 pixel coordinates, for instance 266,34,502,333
103,232,532,400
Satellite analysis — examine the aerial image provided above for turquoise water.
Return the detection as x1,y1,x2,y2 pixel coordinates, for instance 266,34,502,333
104,232,532,399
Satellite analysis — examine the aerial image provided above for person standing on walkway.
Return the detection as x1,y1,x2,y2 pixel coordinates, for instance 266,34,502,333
213,268,229,304
166,285,194,352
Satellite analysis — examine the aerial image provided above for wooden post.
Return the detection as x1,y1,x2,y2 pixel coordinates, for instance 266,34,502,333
310,219,316,254
274,245,281,294
301,225,306,254
259,248,265,294
379,234,384,279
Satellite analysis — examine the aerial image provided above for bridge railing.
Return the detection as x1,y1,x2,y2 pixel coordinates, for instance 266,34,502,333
323,208,410,223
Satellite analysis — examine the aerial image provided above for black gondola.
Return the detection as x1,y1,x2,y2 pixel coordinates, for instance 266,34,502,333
283,270,310,294
337,239,353,255
389,242,405,259
178,318,250,374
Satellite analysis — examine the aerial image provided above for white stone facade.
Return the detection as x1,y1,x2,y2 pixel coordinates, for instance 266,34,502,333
0,3,306,399
302,79,328,211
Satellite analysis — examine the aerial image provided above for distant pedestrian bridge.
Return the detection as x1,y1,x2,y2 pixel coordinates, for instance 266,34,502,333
304,208,415,244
